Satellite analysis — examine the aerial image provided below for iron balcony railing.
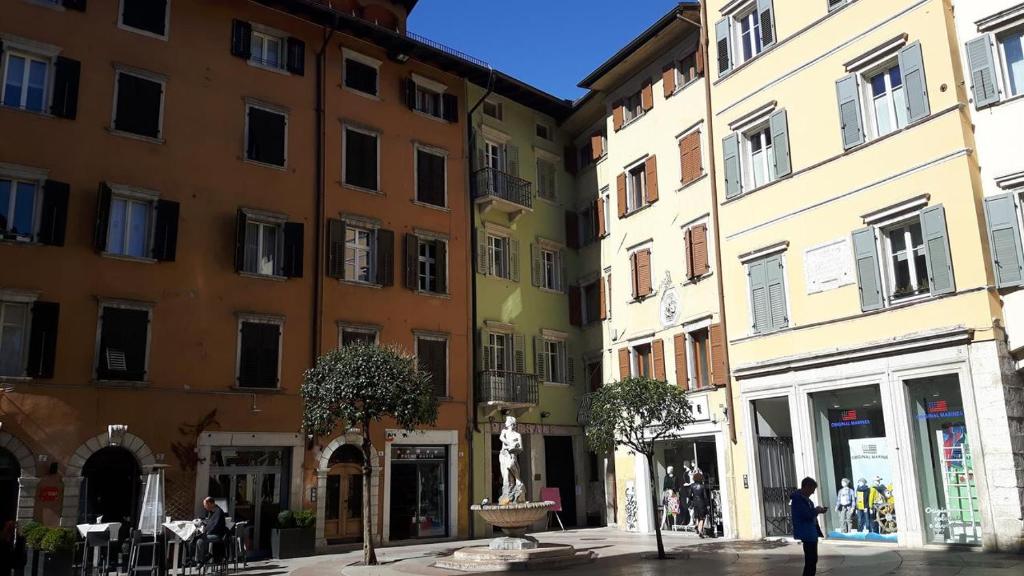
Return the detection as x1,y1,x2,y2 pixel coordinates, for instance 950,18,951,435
577,393,595,426
476,370,539,405
472,168,533,210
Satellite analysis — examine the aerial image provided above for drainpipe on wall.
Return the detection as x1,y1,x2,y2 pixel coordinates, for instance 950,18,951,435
314,18,337,365
465,68,495,536
678,5,736,446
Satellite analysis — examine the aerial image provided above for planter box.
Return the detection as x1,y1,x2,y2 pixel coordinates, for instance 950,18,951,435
270,527,314,560
22,548,38,576
38,551,73,576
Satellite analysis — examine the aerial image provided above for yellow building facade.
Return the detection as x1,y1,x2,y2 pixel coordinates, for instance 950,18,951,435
707,0,1022,551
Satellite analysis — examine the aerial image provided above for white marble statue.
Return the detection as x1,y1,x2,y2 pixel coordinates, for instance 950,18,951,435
498,416,525,505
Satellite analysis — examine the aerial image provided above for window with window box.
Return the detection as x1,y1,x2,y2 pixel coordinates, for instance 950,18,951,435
403,74,458,122
415,146,447,208
482,99,502,120
245,102,287,167
404,233,447,295
236,315,282,389
746,252,788,334
0,292,58,379
535,335,571,385
326,218,393,286
95,301,151,382
343,50,380,96
536,157,557,201
478,231,519,281
119,0,170,39
416,333,448,397
95,183,179,261
112,68,165,140
339,324,378,347
852,204,954,311
234,208,303,278
344,125,379,192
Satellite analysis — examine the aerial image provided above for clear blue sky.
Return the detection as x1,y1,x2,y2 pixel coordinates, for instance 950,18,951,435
408,1,686,100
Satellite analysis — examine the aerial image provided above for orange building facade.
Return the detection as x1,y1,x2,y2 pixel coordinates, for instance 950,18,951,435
0,0,495,552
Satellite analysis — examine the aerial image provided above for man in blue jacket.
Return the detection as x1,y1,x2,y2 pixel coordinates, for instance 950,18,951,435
792,477,827,576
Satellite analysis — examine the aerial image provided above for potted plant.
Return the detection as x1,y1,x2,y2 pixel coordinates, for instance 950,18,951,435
21,523,48,576
270,510,315,559
37,528,75,576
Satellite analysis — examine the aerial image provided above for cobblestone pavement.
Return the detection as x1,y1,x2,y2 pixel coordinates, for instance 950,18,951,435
239,528,1022,576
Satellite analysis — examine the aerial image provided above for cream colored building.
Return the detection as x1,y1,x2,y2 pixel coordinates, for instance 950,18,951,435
565,4,737,538
708,0,1022,551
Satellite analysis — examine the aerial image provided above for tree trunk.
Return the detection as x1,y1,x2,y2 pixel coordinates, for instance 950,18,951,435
361,419,378,565
646,455,666,559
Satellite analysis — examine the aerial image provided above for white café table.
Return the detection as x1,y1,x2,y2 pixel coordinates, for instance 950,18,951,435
163,521,200,575
75,523,122,570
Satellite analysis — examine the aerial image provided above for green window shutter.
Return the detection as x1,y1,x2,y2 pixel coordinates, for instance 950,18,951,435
534,336,546,380
480,330,492,372
476,231,489,275
836,74,864,149
757,0,775,47
921,204,954,295
507,144,520,177
564,342,575,384
748,258,770,333
508,238,520,282
898,41,930,123
531,244,543,287
513,334,526,373
852,227,884,311
769,108,791,178
765,255,788,330
966,35,1000,108
722,133,741,199
984,193,1024,288
715,18,732,76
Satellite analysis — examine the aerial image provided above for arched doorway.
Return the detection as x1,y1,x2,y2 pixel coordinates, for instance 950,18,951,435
0,449,21,527
79,447,141,525
323,445,362,542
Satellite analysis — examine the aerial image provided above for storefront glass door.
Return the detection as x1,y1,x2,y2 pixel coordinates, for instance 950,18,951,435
208,447,288,556
811,385,896,542
389,446,448,541
752,398,796,537
905,375,981,545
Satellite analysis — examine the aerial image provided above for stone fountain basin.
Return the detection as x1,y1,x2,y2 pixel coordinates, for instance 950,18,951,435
470,501,554,531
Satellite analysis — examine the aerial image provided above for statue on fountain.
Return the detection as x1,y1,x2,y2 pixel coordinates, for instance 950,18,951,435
498,415,526,505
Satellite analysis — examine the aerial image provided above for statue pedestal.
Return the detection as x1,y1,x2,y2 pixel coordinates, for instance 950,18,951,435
489,535,538,550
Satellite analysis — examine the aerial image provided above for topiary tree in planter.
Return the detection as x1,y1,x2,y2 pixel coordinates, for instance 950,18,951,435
21,522,46,576
270,509,317,560
301,344,438,566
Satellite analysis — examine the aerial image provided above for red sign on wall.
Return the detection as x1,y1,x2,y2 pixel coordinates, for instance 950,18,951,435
37,487,59,502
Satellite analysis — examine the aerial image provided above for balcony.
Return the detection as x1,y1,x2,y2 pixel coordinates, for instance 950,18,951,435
472,168,532,220
476,370,538,408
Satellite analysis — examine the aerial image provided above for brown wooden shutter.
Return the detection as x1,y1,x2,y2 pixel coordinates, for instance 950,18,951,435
695,44,705,76
710,323,727,387
591,132,604,159
376,228,395,286
645,155,659,203
673,333,688,389
637,249,652,297
692,224,709,276
630,252,639,300
680,132,703,184
569,285,582,326
613,102,624,131
565,210,580,249
618,348,631,380
596,197,607,237
662,64,676,97
599,275,608,320
617,172,627,218
641,80,654,111
684,227,695,279
404,233,419,290
652,339,666,381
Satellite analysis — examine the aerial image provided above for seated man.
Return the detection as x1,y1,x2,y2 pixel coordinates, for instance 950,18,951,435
197,497,228,565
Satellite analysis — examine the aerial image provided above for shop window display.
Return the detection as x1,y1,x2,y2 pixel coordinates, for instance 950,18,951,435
653,437,721,537
811,385,897,542
906,375,980,545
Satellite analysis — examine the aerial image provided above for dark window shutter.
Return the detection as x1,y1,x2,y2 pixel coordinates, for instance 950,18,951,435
231,20,252,59
62,0,87,12
240,322,280,387
852,227,884,311
442,93,458,122
899,41,930,123
38,180,69,246
282,222,304,278
921,204,954,295
769,108,791,178
757,0,775,47
402,78,416,110
376,228,394,286
327,218,345,278
966,35,1000,108
715,18,731,75
564,146,578,175
248,108,286,167
436,240,447,294
836,74,865,149
99,307,148,381
984,193,1024,288
569,286,582,326
122,0,167,36
27,301,59,379
151,199,179,261
115,73,162,138
345,129,378,190
286,37,305,76
685,228,695,279
51,57,81,119
565,210,580,249
94,182,112,251
262,323,281,387
234,209,248,272
404,233,419,290
722,133,741,198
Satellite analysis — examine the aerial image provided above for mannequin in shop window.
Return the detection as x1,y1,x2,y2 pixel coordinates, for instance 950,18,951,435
855,478,872,532
835,478,855,533
661,466,682,529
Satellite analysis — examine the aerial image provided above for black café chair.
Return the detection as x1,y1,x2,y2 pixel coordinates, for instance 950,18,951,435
82,531,112,576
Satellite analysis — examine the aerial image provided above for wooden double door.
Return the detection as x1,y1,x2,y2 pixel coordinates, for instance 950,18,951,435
323,463,362,541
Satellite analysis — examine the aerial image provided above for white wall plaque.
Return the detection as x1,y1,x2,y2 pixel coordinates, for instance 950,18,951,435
804,238,854,294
